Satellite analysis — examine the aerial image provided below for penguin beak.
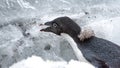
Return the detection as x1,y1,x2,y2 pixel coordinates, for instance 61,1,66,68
39,23,50,31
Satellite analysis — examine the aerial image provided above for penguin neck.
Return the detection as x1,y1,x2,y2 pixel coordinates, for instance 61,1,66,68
68,33,80,44
61,33,89,62
61,33,80,44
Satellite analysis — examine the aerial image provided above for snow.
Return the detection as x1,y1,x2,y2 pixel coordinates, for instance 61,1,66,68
85,17,120,45
9,56,94,68
0,0,120,68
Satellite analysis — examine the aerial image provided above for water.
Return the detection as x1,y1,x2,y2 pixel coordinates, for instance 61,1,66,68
0,0,120,68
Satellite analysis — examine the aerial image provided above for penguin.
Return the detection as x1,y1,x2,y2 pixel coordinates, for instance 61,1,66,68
40,16,120,68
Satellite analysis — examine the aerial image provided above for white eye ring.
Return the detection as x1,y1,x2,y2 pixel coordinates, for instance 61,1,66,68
53,23,58,27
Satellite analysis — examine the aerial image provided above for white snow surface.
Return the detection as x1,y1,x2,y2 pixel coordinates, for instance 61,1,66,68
9,56,94,68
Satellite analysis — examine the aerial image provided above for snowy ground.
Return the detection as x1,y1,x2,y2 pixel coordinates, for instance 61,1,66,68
10,56,94,68
0,0,120,68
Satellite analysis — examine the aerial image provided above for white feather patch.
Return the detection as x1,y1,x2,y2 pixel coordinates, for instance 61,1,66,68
61,33,90,63
78,27,95,41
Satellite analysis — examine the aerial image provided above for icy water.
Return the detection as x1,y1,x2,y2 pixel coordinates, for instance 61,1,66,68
0,0,120,68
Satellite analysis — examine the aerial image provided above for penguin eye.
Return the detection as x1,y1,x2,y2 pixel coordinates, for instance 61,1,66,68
52,23,58,27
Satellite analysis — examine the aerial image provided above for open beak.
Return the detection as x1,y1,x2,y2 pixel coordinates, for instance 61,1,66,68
39,23,49,31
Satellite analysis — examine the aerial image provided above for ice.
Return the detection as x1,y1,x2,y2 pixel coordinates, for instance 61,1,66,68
0,18,77,68
0,24,23,47
17,0,36,10
0,0,120,68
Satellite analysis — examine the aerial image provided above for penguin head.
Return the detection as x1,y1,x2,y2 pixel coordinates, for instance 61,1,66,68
40,16,81,36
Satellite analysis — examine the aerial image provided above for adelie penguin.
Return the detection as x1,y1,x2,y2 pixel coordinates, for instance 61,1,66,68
40,16,120,68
